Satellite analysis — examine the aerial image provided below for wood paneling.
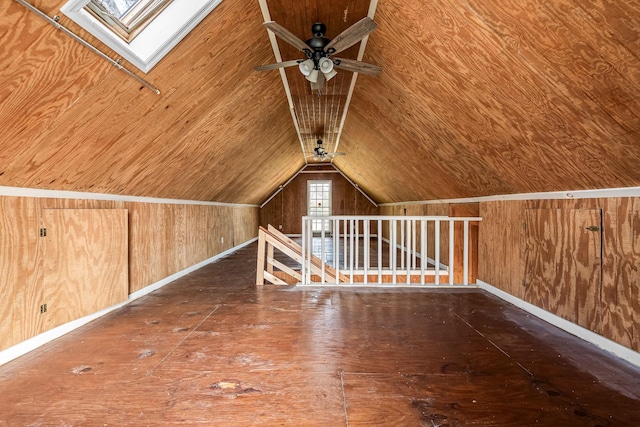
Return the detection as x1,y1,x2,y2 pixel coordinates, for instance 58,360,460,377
3,0,640,205
126,203,258,294
478,200,526,299
522,209,602,331
337,0,640,203
41,209,128,331
260,167,377,234
0,194,258,352
233,206,260,246
602,198,639,351
0,0,302,204
479,198,640,352
0,197,40,350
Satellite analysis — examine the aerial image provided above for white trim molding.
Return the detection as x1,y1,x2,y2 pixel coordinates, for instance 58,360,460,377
380,186,640,207
478,280,640,369
60,0,222,73
0,237,257,367
0,185,257,207
260,164,378,208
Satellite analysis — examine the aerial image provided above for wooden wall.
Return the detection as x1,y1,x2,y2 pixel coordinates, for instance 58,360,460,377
479,198,640,353
260,167,377,234
41,208,129,332
381,198,638,353
0,195,258,352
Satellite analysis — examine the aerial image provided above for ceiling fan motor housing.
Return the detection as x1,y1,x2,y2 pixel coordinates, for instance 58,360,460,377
305,22,332,67
312,22,326,37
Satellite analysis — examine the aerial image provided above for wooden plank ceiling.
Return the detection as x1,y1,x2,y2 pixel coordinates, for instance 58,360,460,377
1,0,639,204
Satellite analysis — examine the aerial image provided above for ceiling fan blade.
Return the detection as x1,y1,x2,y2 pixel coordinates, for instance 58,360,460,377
263,21,310,52
325,17,377,55
328,152,346,156
333,57,382,75
254,60,300,71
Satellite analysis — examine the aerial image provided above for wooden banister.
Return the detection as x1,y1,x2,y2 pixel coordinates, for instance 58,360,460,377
256,225,347,285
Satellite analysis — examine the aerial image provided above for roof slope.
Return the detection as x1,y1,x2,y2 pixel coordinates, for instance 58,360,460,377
1,1,639,204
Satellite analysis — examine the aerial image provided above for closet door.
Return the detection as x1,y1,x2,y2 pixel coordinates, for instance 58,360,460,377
523,208,602,332
41,209,128,331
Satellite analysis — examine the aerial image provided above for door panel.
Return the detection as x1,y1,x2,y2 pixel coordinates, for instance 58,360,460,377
42,209,128,331
523,209,602,332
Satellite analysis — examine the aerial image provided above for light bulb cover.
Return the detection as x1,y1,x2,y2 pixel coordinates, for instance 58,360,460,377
298,59,314,76
323,68,338,81
306,68,319,83
318,57,334,73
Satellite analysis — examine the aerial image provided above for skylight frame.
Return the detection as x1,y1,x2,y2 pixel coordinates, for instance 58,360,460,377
61,0,223,73
84,0,174,43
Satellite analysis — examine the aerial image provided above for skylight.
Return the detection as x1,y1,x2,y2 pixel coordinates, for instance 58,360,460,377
61,0,222,73
84,0,172,42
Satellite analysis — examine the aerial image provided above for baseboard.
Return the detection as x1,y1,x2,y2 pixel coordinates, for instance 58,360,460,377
0,237,257,367
477,280,640,369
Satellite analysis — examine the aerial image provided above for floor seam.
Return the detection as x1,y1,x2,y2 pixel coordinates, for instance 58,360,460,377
146,304,222,375
454,312,534,377
339,368,349,427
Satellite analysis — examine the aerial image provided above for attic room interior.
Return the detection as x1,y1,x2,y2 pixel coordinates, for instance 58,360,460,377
1,0,640,424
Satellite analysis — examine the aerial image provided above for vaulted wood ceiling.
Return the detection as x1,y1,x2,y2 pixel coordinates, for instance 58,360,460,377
1,0,639,205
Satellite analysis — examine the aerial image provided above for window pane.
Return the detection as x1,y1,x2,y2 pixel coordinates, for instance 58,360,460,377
93,0,140,19
308,181,332,233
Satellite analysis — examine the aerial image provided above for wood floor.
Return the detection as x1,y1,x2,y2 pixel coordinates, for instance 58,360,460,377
1,243,640,426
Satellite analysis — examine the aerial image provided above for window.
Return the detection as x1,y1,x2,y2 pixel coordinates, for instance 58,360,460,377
308,180,332,233
84,0,173,43
61,0,222,73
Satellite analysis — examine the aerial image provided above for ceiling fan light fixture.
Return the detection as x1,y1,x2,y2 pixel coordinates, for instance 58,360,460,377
323,68,337,81
318,57,337,80
318,57,334,73
305,68,319,83
298,59,314,76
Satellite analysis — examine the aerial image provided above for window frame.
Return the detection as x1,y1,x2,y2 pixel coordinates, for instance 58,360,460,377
84,0,174,43
60,0,223,73
307,180,332,233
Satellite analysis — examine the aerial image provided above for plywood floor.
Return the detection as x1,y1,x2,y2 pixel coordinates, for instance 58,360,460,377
1,243,640,426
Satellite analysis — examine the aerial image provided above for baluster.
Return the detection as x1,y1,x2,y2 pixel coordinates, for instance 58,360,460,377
378,218,382,283
449,219,454,285
464,220,469,286
406,219,411,285
420,219,426,285
343,219,348,271
400,218,405,270
364,219,369,284
435,220,440,285
349,219,355,284
392,219,397,284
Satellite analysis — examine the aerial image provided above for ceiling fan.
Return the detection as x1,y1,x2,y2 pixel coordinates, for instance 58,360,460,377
306,140,345,161
254,17,382,91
